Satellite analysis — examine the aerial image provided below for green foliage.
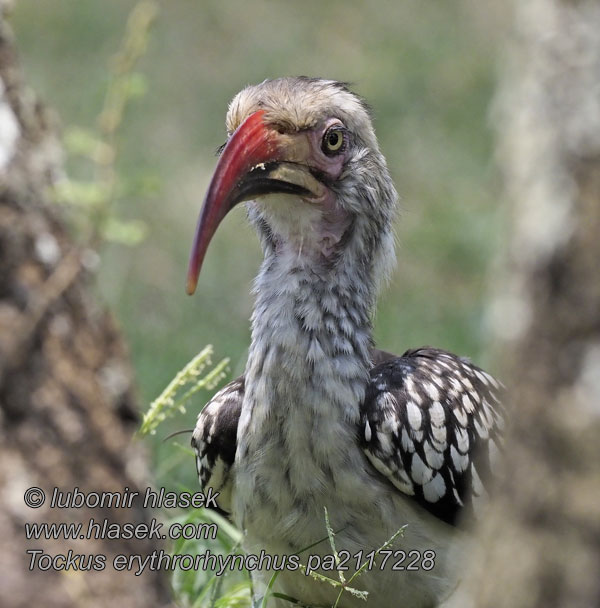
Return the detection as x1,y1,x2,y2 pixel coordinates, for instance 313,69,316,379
325,511,406,608
139,345,229,436
51,1,158,248
167,506,251,608
141,349,255,607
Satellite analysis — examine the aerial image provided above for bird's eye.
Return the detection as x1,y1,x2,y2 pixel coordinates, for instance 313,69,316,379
322,128,345,155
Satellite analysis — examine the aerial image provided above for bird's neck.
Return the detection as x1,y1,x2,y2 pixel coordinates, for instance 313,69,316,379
234,198,395,525
241,245,375,450
232,244,378,537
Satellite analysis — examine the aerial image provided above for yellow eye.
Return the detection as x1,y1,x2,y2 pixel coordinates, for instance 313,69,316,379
322,128,345,155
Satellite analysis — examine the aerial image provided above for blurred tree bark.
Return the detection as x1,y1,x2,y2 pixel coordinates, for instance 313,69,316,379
451,1,600,607
0,5,169,607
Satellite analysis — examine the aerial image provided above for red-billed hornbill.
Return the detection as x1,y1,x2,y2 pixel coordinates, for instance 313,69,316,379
188,78,504,607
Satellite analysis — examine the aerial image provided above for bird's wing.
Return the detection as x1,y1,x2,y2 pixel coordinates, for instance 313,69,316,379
191,376,244,515
360,347,505,525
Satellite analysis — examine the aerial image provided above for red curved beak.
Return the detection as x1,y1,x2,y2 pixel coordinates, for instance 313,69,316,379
186,110,328,295
186,111,279,295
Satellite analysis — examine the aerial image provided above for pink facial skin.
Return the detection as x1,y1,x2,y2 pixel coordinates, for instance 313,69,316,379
305,118,348,182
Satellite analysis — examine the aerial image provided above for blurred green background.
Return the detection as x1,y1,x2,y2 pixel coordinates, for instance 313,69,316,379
11,0,505,491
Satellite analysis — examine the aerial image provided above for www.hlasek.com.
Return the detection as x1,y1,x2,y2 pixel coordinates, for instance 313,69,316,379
23,486,436,576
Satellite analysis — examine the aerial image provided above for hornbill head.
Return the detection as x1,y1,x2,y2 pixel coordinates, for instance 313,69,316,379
187,77,398,295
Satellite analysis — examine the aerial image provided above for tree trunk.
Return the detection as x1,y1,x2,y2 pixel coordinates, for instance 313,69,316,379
0,5,169,606
452,1,600,607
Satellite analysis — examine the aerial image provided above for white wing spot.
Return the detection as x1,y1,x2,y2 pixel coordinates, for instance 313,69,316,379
377,431,393,455
424,440,445,469
412,429,424,442
364,419,372,442
424,382,440,401
474,370,489,385
470,390,482,404
432,375,445,390
483,371,500,389
404,377,423,405
462,393,475,413
431,423,447,444
461,376,474,391
455,427,470,454
450,377,463,395
411,452,433,484
423,473,446,503
401,428,415,452
406,401,422,431
365,450,393,476
430,401,446,427
453,406,468,427
474,417,489,440
431,436,446,452
481,400,495,427
451,444,469,473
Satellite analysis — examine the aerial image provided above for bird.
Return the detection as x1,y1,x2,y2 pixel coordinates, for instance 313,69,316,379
188,77,505,608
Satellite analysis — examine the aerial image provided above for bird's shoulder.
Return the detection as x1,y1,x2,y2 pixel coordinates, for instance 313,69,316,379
361,346,505,525
191,376,244,514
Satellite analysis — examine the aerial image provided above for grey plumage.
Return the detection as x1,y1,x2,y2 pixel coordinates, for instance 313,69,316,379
190,77,505,607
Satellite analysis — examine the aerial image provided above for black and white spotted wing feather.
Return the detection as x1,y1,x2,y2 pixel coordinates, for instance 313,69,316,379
361,347,505,525
192,348,504,525
191,376,243,515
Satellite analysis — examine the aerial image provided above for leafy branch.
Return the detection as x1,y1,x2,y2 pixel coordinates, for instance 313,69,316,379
139,345,230,436
52,0,159,248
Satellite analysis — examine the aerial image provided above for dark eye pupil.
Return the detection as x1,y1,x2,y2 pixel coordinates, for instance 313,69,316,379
322,128,344,155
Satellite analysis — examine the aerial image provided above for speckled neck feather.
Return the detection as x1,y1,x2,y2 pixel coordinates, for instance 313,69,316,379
234,204,392,537
244,239,374,429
